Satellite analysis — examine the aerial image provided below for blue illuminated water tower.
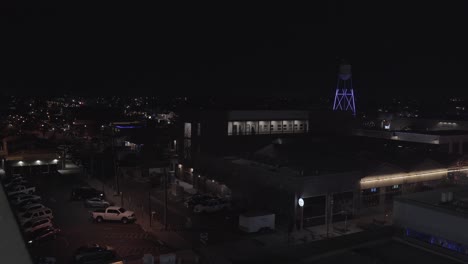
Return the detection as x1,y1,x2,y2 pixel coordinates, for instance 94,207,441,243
332,61,356,116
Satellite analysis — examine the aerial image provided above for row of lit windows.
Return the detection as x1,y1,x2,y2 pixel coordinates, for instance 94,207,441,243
227,120,309,136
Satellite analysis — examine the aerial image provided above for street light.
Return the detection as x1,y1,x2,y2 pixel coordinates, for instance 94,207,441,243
298,198,304,207
298,198,304,230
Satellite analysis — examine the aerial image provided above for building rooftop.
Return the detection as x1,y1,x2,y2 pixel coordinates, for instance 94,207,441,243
395,187,468,219
249,136,460,177
407,130,468,136
252,137,361,175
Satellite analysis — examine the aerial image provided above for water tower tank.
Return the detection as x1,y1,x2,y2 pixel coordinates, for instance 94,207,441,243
339,63,352,80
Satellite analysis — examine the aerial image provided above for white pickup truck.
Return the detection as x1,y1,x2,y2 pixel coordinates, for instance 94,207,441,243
7,185,36,197
91,206,136,224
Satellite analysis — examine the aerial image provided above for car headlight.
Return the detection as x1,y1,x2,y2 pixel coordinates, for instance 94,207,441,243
28,240,33,244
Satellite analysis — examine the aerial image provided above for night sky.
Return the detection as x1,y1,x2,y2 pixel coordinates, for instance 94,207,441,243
1,3,468,101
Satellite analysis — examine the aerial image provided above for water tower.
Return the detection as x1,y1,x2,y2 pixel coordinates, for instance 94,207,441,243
332,61,356,115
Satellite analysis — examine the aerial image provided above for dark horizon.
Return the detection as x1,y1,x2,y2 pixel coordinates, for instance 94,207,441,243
2,3,468,100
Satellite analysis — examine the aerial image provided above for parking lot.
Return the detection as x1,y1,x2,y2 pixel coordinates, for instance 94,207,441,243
8,169,171,263
114,176,243,248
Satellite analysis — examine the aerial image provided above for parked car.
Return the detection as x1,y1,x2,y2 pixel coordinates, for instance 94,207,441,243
184,194,214,208
16,197,42,208
193,199,229,213
3,174,24,184
4,178,28,188
22,217,54,233
19,208,53,224
71,187,104,201
73,244,116,264
11,194,42,206
26,226,60,245
84,197,111,208
7,185,36,196
17,203,46,214
91,206,136,224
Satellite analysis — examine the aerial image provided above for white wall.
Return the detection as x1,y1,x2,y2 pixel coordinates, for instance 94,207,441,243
394,200,468,245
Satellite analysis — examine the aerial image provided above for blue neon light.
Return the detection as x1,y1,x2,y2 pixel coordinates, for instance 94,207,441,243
405,228,468,255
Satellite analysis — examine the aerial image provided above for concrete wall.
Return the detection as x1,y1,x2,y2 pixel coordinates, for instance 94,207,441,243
393,200,468,245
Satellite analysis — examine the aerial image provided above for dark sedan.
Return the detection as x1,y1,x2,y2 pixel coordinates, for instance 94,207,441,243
26,226,60,246
71,187,104,201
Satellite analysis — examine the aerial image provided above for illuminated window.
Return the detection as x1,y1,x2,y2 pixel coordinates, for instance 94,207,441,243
184,123,192,138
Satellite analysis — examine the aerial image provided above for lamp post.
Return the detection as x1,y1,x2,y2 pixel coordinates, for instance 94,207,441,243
298,198,304,230
111,127,119,195
164,167,168,231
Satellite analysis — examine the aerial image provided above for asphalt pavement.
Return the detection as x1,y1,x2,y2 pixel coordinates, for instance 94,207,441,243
25,170,171,264
122,179,243,248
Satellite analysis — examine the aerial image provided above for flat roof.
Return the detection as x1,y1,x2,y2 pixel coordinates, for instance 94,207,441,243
405,130,468,136
241,211,274,217
250,136,458,176
252,137,361,175
395,187,468,218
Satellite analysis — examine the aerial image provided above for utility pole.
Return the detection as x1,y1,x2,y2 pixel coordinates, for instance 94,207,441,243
111,127,119,194
164,168,168,231
90,154,94,177
149,190,152,227
326,193,334,238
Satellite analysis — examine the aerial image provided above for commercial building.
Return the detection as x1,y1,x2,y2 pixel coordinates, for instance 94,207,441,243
176,109,466,230
1,136,63,175
394,187,468,260
109,123,178,185
353,129,468,154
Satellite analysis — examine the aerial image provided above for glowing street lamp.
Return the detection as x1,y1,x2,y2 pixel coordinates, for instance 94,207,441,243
298,198,304,207
298,197,304,230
